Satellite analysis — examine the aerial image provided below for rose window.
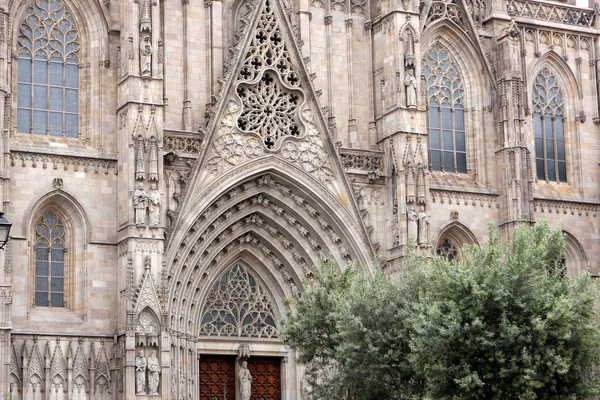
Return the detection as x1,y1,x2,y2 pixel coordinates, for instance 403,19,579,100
236,71,303,150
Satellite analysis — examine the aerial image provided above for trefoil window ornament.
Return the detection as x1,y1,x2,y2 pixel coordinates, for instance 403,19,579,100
436,238,460,261
199,263,278,338
532,67,567,183
422,43,467,174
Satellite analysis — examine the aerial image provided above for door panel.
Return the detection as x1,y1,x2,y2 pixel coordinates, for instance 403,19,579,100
199,356,236,400
247,357,281,400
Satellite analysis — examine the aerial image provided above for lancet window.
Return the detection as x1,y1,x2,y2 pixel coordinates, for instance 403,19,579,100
34,211,66,307
17,0,80,137
199,263,278,338
422,43,467,173
532,67,567,183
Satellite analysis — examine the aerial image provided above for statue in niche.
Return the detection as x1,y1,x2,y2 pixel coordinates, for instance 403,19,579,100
135,135,146,180
147,350,161,395
407,206,418,242
418,206,429,246
148,136,159,181
405,68,417,108
140,36,153,77
239,361,252,400
406,165,416,203
134,184,148,226
135,350,147,395
147,184,161,226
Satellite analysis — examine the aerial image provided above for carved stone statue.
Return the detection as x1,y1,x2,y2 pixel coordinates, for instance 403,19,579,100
405,69,417,108
140,36,153,77
134,184,148,226
147,184,161,226
239,361,252,400
135,350,147,395
418,206,429,246
407,206,418,242
147,350,160,395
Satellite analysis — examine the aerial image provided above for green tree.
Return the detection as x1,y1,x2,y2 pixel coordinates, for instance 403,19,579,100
411,221,600,399
280,222,600,400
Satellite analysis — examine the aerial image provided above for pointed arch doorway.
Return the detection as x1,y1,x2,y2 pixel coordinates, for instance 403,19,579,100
196,262,285,400
199,356,282,400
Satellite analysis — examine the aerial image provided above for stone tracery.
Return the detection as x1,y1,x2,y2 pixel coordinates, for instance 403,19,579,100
199,263,278,338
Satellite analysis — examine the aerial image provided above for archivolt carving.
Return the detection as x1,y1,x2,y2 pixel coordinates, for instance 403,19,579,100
205,0,335,184
199,263,278,338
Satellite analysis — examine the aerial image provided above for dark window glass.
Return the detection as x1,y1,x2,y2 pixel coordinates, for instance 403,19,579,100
16,0,80,136
422,44,467,173
532,67,567,182
34,212,66,307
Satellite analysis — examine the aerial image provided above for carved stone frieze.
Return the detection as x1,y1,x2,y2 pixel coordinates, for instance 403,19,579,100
10,152,118,174
507,0,594,27
430,189,499,208
338,149,384,175
163,131,204,156
533,198,599,217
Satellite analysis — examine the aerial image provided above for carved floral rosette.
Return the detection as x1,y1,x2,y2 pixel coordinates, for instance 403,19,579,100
206,0,335,184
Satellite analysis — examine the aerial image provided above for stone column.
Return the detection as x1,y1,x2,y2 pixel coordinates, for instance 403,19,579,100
494,22,534,240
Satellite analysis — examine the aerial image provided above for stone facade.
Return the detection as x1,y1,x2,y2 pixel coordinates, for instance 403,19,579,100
0,0,598,398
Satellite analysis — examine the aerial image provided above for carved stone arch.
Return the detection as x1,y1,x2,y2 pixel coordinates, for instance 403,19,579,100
181,244,302,334
170,228,312,335
527,51,582,103
433,221,478,260
421,22,495,103
136,306,161,346
169,165,373,270
527,53,582,188
196,260,281,339
562,230,588,278
22,189,91,242
10,0,109,60
10,0,111,146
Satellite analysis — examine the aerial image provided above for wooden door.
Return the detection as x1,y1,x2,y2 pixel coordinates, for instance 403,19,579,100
247,357,281,400
199,356,236,400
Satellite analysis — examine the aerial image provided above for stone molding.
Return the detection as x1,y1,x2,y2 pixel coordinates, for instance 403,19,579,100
430,188,499,208
507,0,595,28
533,198,599,217
10,151,118,175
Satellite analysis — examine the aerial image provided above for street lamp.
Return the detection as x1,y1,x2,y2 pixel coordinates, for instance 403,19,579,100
0,212,12,249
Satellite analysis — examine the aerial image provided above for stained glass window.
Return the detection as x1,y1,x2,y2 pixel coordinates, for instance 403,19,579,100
199,263,278,338
17,0,80,137
34,211,66,307
422,43,467,173
532,67,567,183
436,238,459,261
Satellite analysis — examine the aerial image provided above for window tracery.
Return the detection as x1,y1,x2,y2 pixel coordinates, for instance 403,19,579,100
199,263,278,338
422,43,467,174
17,0,80,137
34,211,66,307
436,238,459,261
532,67,566,183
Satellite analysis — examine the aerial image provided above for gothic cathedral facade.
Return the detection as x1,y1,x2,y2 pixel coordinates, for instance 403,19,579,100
0,0,598,398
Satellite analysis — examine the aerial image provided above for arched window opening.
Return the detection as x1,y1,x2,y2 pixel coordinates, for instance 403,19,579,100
532,67,566,183
17,0,80,137
436,237,460,261
422,43,467,174
199,263,278,338
34,211,66,307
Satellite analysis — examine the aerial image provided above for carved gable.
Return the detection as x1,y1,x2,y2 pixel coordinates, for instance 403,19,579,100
134,261,164,318
178,0,371,250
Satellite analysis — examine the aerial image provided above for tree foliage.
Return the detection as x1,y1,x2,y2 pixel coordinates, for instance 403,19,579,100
280,221,600,400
